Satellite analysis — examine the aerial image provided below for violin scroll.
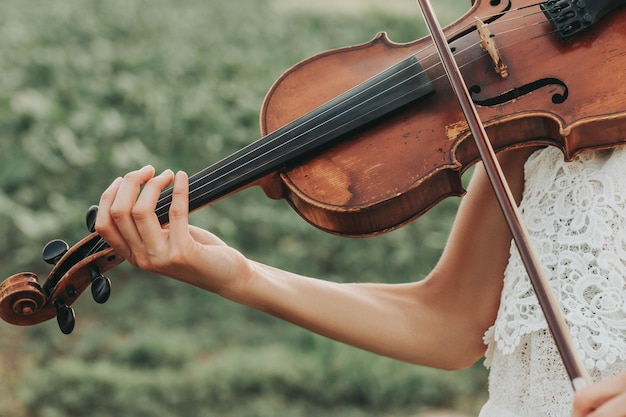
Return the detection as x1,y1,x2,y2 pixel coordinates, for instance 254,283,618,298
0,273,49,326
0,205,122,334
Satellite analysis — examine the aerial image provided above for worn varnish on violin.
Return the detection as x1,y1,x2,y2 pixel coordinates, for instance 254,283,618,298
262,0,626,236
1,0,626,333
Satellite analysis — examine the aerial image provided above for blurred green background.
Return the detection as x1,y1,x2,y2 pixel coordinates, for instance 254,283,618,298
0,0,487,416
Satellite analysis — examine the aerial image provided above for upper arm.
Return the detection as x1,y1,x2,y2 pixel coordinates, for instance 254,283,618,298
417,147,539,367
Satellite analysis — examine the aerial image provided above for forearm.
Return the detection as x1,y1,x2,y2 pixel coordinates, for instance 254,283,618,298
220,261,486,369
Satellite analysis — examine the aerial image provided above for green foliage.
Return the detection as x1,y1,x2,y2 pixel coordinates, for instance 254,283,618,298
17,341,486,417
0,0,485,416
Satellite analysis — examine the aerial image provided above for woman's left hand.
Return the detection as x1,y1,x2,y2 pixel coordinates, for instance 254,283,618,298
572,371,626,416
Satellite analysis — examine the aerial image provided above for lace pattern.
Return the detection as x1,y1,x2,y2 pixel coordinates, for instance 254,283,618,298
480,146,626,416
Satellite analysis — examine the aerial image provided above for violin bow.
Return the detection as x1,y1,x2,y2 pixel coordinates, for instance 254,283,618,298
413,0,591,391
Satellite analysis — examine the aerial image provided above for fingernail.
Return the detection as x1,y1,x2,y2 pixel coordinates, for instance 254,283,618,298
175,171,189,182
103,177,122,192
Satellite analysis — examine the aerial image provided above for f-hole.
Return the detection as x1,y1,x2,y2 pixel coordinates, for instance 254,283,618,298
470,78,569,106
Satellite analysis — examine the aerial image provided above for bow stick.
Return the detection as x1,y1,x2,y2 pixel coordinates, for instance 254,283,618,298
414,0,591,391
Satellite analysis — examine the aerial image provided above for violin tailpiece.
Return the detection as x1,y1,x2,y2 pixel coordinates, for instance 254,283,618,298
541,0,626,39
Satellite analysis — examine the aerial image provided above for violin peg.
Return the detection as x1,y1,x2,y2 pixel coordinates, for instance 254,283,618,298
85,205,99,233
89,267,111,304
42,240,69,265
54,299,75,335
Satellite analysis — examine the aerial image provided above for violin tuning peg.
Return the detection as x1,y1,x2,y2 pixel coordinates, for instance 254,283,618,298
89,267,111,304
86,205,99,233
54,299,75,334
42,239,69,265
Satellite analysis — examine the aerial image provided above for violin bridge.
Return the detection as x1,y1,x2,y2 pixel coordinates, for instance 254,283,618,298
475,17,509,79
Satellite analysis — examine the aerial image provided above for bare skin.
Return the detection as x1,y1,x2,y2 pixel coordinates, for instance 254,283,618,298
94,146,626,416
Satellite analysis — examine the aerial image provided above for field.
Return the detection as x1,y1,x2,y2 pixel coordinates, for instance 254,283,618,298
0,1,485,416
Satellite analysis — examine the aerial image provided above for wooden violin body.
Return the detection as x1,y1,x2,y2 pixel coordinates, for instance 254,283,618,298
259,0,626,236
1,0,626,333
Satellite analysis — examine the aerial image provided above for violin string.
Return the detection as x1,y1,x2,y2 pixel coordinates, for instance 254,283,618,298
423,2,548,44
474,3,547,24
89,237,108,256
90,5,547,258
172,23,545,209
418,7,562,85
88,10,557,261
87,4,553,258
86,58,430,256
171,5,553,196
159,8,547,210
477,7,559,37
341,4,555,116
173,4,555,208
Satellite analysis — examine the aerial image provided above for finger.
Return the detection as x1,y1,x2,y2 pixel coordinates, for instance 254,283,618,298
132,169,175,243
583,392,626,417
594,392,626,417
600,391,626,417
169,171,190,243
572,373,626,416
108,165,156,246
95,177,124,247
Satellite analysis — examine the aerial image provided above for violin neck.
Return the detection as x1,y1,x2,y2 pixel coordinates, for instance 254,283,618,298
153,55,434,224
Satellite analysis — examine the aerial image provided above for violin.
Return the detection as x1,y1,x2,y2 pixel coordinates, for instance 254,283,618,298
1,0,625,337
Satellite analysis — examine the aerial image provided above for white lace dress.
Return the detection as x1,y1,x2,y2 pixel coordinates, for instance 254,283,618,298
479,146,626,417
